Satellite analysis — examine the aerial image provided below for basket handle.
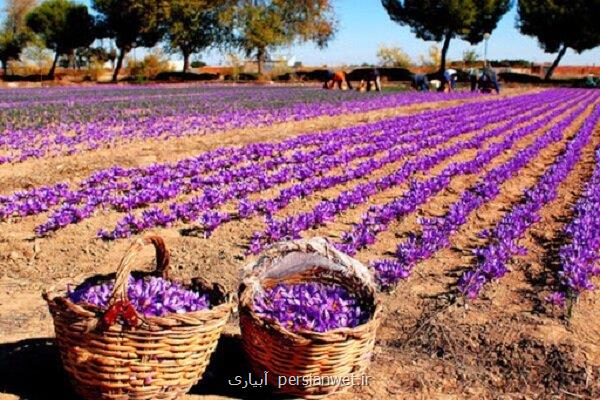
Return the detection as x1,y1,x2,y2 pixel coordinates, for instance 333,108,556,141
110,235,170,303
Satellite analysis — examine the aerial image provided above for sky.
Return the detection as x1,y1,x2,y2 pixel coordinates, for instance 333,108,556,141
2,0,599,66
286,0,600,67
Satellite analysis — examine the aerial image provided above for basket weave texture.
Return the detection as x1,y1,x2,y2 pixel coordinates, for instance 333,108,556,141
44,235,233,400
239,237,382,399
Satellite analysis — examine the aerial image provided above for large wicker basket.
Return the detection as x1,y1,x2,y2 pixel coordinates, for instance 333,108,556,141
239,237,382,399
44,235,233,400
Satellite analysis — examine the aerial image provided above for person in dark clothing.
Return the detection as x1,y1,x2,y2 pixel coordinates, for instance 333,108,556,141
347,68,381,92
367,68,381,92
478,68,500,94
412,74,430,91
469,67,479,92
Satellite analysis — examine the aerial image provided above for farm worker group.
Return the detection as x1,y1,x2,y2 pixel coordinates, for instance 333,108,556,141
323,69,382,92
411,67,500,94
324,67,499,94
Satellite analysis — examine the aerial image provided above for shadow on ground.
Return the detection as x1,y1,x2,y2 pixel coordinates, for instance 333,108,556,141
192,333,279,399
0,334,280,400
0,338,78,399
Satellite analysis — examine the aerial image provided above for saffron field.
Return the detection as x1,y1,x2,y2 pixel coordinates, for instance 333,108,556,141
0,85,599,399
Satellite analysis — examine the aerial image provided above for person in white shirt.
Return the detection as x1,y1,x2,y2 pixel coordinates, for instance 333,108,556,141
443,68,457,91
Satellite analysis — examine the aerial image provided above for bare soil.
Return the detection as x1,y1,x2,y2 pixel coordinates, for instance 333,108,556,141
0,88,598,400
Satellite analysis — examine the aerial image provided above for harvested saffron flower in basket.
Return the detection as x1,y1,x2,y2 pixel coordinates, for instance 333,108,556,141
253,282,371,333
68,276,210,317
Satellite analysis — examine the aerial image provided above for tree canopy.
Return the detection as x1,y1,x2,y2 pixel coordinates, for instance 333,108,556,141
382,0,511,73
26,0,95,78
517,0,600,80
164,0,231,73
0,29,25,75
0,0,37,76
93,0,169,81
4,0,37,33
223,0,336,76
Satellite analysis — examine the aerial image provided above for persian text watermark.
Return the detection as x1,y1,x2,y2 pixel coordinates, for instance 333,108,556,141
227,371,371,389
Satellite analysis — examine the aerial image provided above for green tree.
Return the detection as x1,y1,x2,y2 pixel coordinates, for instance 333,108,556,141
0,0,37,77
93,0,168,81
382,0,511,74
127,49,171,80
376,44,412,67
74,46,116,69
517,0,600,80
26,0,94,78
223,0,336,77
164,0,230,73
0,29,25,75
462,49,478,65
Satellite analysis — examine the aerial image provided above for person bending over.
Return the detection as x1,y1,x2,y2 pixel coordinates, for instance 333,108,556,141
367,68,382,92
347,68,381,92
478,68,500,94
412,74,430,91
323,70,353,90
442,68,458,92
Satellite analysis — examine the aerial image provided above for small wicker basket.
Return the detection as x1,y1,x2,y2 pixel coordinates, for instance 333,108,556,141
239,237,382,399
44,235,233,400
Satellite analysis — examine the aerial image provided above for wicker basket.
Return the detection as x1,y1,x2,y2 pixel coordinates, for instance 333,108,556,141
239,237,382,399
44,235,233,400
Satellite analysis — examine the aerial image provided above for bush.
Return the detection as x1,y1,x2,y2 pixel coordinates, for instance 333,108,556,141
83,60,107,82
295,69,331,81
346,67,414,82
498,72,543,83
223,53,243,81
490,59,533,68
190,60,206,68
2,74,53,81
224,72,259,81
377,45,412,68
155,71,219,81
127,52,172,80
292,67,415,83
377,67,414,81
269,64,292,79
273,72,295,81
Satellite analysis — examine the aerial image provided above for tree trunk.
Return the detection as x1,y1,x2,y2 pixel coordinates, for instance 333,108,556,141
1,60,7,79
112,47,127,82
48,51,59,79
257,47,265,78
439,33,452,75
182,51,190,73
544,44,567,81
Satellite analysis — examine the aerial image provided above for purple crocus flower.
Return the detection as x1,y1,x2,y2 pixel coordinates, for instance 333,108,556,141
253,282,370,333
68,276,210,317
